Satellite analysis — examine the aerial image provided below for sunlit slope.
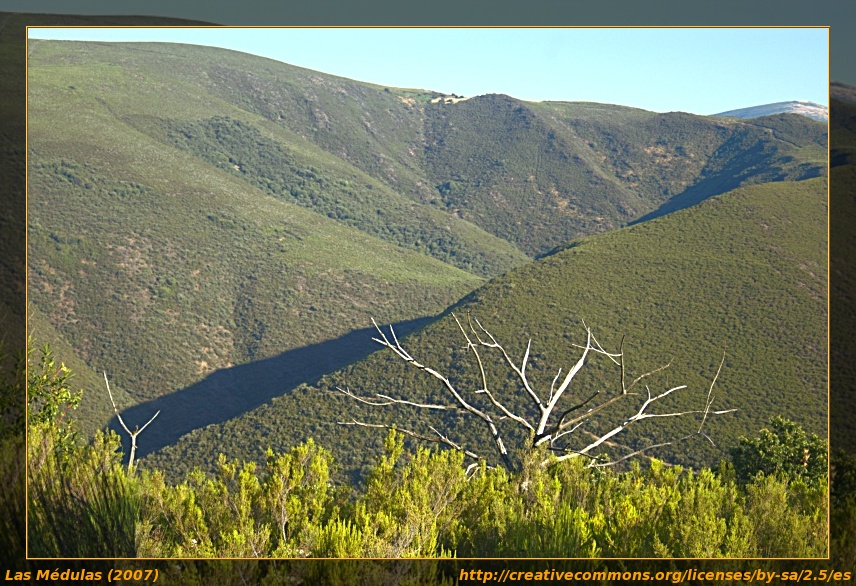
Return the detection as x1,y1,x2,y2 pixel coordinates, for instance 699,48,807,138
27,62,485,435
146,178,827,481
420,97,825,255
27,40,528,278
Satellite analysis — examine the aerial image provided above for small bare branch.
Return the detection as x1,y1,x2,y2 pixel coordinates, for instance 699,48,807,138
549,369,562,403
585,418,724,469
546,444,604,462
103,372,159,471
587,436,694,468
553,370,735,467
453,315,534,432
469,314,544,412
465,462,481,477
571,329,622,366
698,350,726,433
335,386,458,411
535,389,601,447
548,328,592,406
364,320,516,470
625,360,673,394
550,420,586,444
136,408,161,435
104,371,131,436
558,392,628,431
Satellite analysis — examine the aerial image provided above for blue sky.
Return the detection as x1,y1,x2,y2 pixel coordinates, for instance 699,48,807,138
28,28,829,115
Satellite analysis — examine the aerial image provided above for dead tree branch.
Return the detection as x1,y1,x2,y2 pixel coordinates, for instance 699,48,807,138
337,315,734,472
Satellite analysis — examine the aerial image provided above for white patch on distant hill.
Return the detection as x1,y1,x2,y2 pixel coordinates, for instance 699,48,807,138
429,94,472,104
713,100,828,123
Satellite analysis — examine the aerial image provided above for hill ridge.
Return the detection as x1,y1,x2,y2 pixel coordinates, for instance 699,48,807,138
144,177,827,482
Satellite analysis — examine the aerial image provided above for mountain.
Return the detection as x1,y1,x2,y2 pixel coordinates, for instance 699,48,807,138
713,101,828,122
145,177,827,483
26,39,827,470
29,41,826,258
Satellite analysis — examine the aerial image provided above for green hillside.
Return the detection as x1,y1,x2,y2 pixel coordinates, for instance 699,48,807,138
27,40,528,279
146,178,827,482
29,40,826,260
423,97,826,254
26,304,133,437
27,83,485,439
27,38,827,471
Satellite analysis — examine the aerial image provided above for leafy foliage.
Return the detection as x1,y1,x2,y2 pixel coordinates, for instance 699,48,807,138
27,343,81,462
136,439,336,557
731,416,828,485
26,345,139,557
29,385,830,559
28,427,140,558
22,355,829,558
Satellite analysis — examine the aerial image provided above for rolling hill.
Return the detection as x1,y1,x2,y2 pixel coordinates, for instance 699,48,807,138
26,38,827,474
26,145,485,437
29,40,826,257
145,177,827,483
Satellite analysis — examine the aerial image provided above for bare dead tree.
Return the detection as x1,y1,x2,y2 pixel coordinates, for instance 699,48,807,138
103,372,160,471
337,313,735,472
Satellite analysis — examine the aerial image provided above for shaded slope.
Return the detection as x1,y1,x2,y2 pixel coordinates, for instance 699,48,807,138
423,96,826,254
108,316,433,461
146,178,827,482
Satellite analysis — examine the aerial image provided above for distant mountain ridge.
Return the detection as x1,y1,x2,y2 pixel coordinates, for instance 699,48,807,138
713,100,828,122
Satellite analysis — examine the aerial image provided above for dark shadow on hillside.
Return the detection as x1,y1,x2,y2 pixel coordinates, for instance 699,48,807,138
107,316,434,463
